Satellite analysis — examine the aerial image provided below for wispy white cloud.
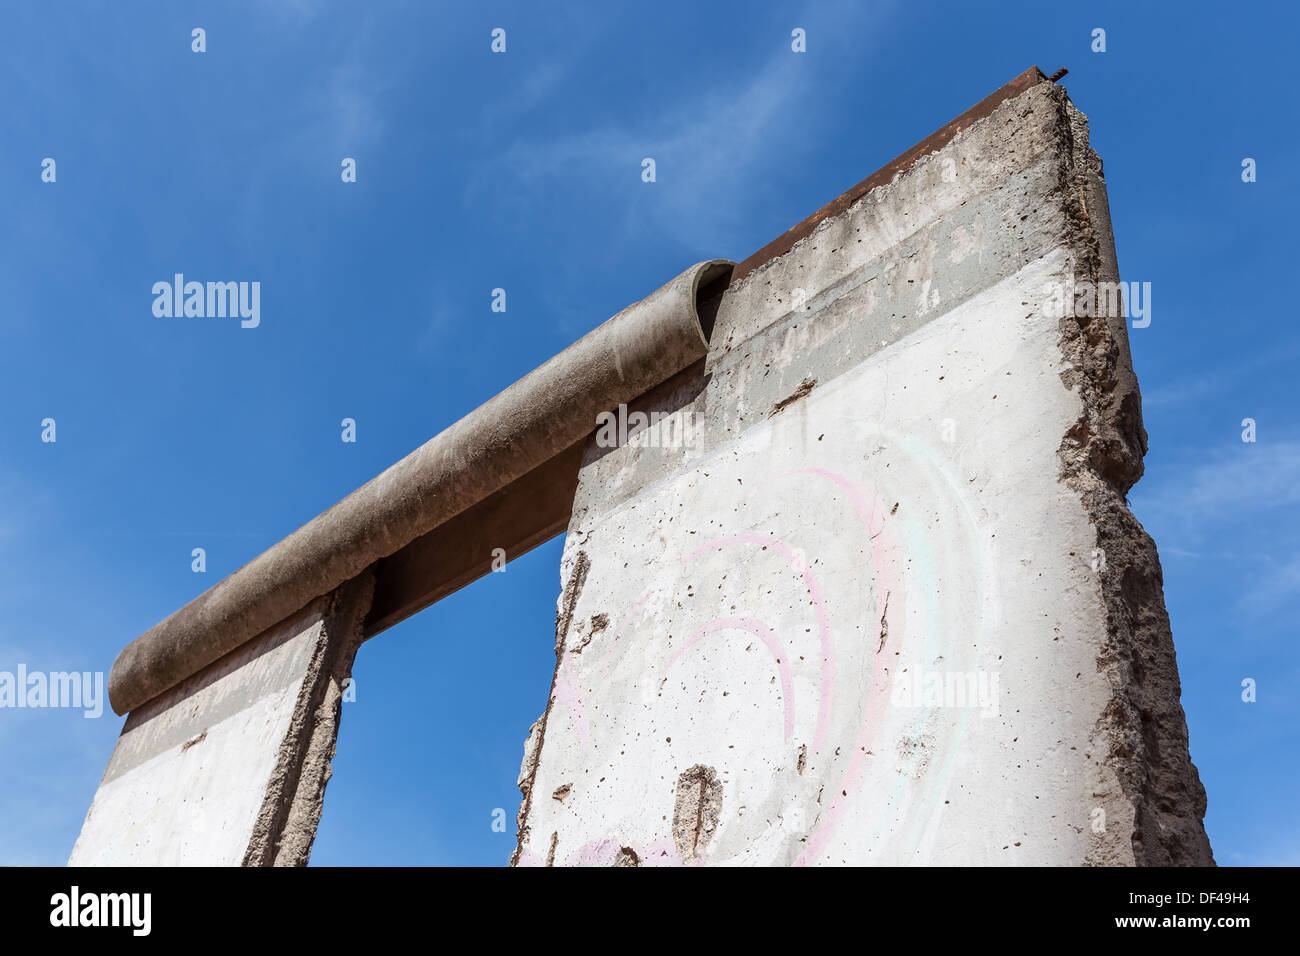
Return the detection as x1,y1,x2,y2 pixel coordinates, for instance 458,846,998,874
1191,441,1300,511
1136,438,1300,616
1142,342,1300,409
1237,553,1300,616
476,2,892,257
1143,439,1300,517
296,30,391,158
322,60,385,151
488,53,805,254
472,58,571,137
254,10,393,172
417,286,462,356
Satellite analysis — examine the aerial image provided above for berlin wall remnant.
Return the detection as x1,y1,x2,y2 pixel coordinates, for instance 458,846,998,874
74,255,731,864
72,67,1211,867
511,68,1213,866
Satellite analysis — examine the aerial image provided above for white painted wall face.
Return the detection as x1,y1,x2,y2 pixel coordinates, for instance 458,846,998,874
69,604,326,866
518,252,1134,866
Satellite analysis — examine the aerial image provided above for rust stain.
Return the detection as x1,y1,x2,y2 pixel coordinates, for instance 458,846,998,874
877,590,892,653
613,847,641,867
672,765,723,862
770,378,818,417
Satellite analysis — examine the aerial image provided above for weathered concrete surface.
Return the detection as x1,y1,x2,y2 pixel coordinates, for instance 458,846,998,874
70,575,372,866
512,80,1212,866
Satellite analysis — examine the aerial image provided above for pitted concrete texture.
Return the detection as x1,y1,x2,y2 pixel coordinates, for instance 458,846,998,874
70,575,372,866
512,81,1212,866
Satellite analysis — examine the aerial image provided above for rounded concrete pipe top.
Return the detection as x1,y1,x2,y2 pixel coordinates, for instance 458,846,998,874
108,259,735,715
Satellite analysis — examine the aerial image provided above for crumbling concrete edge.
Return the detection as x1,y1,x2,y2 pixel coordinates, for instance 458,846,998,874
1049,84,1214,865
241,569,376,867
509,550,589,866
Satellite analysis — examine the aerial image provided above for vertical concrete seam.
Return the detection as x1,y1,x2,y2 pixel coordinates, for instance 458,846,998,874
509,549,590,867
240,568,375,867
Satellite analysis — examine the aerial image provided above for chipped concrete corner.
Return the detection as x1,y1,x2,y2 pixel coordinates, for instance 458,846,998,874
512,76,1212,866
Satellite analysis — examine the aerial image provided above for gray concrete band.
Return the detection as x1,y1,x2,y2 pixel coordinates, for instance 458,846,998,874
108,259,735,715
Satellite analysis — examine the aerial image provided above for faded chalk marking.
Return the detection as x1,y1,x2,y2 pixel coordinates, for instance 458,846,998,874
668,617,796,742
684,534,834,753
553,669,590,751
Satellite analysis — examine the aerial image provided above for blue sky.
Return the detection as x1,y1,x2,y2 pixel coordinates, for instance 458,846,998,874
1,0,1295,865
